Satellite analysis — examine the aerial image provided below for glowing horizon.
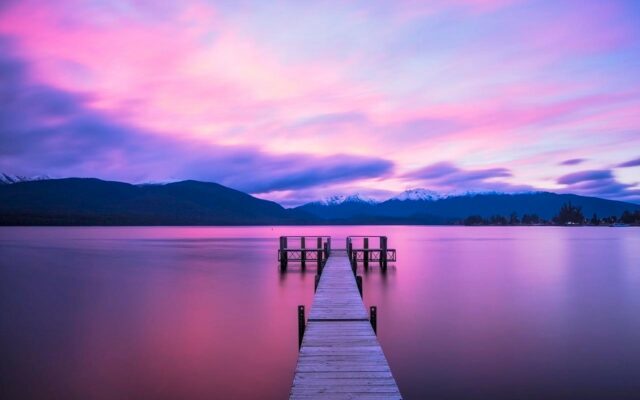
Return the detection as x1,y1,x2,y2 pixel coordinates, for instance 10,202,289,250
1,0,639,206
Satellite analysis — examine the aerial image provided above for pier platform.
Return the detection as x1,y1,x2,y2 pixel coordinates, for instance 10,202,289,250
289,251,402,399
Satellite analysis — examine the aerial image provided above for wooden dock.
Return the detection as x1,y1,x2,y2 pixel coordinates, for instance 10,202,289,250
290,252,402,399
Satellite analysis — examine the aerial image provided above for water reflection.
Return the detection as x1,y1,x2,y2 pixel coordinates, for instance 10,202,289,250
1,226,639,399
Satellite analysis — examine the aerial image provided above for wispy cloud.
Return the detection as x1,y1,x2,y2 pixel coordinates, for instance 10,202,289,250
1,0,639,203
557,170,613,185
559,158,587,166
401,162,533,193
557,169,640,202
616,157,640,168
0,47,393,194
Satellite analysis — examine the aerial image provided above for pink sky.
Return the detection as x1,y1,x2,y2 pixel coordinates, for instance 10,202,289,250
1,0,639,205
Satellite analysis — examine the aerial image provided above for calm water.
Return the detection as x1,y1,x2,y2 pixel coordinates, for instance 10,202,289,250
1,226,639,399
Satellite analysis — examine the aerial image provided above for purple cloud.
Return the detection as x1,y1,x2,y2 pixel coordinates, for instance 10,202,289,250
557,170,613,185
405,162,511,183
617,157,640,168
182,153,393,193
556,169,639,203
401,162,524,193
559,158,587,166
0,46,393,194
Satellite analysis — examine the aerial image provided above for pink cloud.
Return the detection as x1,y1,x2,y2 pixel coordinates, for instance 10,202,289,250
0,0,370,149
1,0,639,203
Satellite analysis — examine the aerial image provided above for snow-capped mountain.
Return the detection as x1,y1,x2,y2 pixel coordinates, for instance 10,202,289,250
391,188,445,201
297,193,381,220
318,194,379,206
388,188,539,201
0,173,51,185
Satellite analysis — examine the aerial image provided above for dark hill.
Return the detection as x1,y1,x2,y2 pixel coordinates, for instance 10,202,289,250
0,178,310,225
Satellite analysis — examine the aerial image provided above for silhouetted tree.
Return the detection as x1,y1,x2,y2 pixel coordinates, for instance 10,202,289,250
621,210,640,224
509,212,520,225
554,202,584,225
521,213,541,224
490,215,508,225
464,215,486,226
590,213,600,226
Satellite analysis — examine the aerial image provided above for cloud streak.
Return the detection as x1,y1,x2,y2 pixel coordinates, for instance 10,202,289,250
557,169,639,202
401,162,531,194
557,170,613,185
560,158,587,166
0,46,393,195
1,1,639,204
617,157,640,168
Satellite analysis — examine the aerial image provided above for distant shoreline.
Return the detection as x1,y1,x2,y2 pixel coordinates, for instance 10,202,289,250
2,178,639,227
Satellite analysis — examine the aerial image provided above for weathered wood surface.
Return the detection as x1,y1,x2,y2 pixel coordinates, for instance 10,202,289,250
309,256,368,321
290,254,402,399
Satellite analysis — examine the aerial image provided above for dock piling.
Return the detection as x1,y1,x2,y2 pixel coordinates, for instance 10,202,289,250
322,243,328,272
297,305,305,349
301,237,306,269
279,236,288,271
381,236,388,271
356,275,363,297
364,237,369,269
370,305,377,334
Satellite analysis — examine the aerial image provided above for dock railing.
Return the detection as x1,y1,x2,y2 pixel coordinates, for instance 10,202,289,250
347,235,396,271
278,236,331,271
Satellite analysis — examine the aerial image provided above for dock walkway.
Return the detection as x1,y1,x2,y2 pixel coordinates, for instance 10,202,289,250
290,254,402,399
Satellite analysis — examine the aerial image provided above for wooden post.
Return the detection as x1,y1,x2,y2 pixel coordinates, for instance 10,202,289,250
349,239,356,276
317,237,322,269
279,236,288,271
298,305,305,349
327,237,331,256
364,237,369,269
380,236,388,271
279,236,283,270
348,238,353,263
314,274,320,292
356,275,363,298
322,242,328,273
370,306,377,335
301,237,306,270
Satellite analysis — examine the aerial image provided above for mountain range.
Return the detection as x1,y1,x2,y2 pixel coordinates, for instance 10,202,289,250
296,190,639,223
0,176,638,225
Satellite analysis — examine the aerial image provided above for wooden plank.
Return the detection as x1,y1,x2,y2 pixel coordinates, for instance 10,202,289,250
308,256,367,321
290,253,402,399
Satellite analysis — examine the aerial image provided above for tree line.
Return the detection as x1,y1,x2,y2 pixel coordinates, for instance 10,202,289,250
462,202,640,226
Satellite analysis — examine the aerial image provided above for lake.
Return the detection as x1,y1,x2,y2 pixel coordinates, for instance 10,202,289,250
1,226,639,399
